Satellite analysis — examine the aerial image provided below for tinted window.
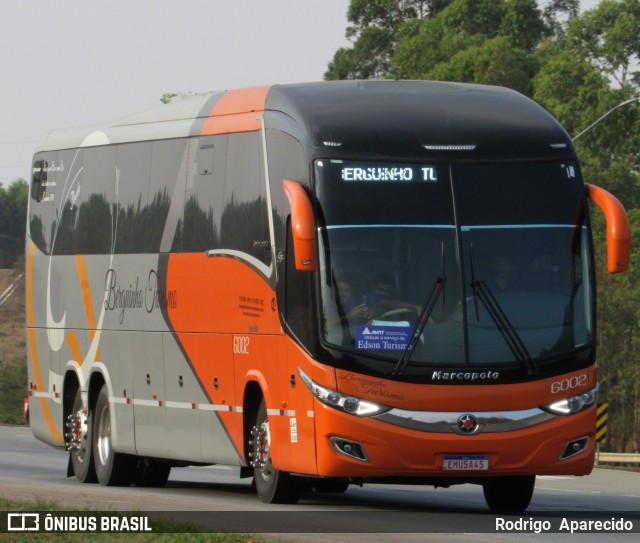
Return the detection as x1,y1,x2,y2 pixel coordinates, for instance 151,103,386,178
221,132,271,265
454,161,592,364
180,136,226,252
315,159,453,227
266,130,307,253
77,146,116,254
114,142,152,254
143,139,186,253
285,222,315,349
29,152,59,254
51,148,85,255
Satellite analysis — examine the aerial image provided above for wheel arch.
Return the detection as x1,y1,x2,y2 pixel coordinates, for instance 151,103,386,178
62,369,80,421
62,363,110,417
87,371,106,413
242,380,264,463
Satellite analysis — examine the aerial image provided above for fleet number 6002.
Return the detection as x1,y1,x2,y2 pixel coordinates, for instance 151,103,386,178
551,374,587,394
233,336,250,355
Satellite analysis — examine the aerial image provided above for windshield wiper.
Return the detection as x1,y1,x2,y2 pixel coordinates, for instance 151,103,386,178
389,244,446,376
468,246,537,375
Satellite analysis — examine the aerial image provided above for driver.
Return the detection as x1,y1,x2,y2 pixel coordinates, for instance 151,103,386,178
366,272,421,318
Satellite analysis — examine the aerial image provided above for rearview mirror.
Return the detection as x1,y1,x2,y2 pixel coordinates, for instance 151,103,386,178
283,180,317,272
586,183,630,274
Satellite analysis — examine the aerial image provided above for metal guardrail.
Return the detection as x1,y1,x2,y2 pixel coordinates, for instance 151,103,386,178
0,273,24,308
596,452,640,465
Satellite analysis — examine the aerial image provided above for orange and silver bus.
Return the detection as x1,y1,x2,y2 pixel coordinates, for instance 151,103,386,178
26,81,630,511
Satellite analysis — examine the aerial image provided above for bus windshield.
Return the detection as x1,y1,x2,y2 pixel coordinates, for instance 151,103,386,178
316,159,593,375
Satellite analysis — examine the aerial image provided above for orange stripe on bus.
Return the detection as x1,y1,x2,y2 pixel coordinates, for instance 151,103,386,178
26,241,63,444
65,330,82,369
201,86,271,135
75,255,101,361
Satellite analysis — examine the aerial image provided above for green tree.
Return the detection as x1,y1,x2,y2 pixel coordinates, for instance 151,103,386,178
500,0,547,51
542,0,580,41
325,0,454,80
426,35,537,95
337,0,550,91
392,0,506,79
534,2,640,207
569,0,640,88
0,179,28,268
592,208,640,452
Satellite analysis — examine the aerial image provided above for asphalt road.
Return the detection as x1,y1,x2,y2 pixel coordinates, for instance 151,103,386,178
1,425,639,542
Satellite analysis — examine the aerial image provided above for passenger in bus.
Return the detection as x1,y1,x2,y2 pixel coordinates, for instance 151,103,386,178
335,278,369,323
489,255,517,291
322,276,370,343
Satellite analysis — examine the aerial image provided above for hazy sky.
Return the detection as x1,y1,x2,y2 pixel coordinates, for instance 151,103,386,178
0,0,350,184
0,0,600,185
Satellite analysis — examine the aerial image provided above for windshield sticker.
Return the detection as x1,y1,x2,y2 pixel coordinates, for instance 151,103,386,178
355,325,413,351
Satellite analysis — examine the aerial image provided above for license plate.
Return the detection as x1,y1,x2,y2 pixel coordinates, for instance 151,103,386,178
443,455,489,471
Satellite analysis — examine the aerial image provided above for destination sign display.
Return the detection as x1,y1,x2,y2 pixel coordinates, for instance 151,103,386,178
336,161,439,183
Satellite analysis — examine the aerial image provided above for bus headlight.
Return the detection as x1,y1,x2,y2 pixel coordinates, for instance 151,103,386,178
298,368,390,417
542,385,599,415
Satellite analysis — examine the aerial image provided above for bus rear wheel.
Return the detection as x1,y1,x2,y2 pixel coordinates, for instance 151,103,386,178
249,400,302,504
68,387,97,483
92,384,137,486
483,475,535,512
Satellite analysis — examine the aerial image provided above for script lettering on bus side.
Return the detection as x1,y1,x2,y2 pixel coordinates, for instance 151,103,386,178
104,268,177,324
338,371,405,401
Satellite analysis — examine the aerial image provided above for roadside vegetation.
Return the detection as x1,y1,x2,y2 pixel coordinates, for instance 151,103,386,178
0,265,26,425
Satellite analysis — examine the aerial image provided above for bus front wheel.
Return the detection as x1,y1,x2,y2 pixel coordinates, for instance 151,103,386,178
250,400,303,504
483,475,535,512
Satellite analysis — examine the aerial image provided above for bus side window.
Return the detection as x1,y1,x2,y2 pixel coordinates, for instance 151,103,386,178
284,221,315,351
222,133,270,265
29,153,58,255
77,146,116,255
147,139,185,253
114,142,152,254
180,136,225,252
31,160,47,202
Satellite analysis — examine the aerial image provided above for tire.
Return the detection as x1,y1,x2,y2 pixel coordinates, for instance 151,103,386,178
250,400,303,504
483,475,536,512
68,387,97,483
135,458,172,487
92,384,137,486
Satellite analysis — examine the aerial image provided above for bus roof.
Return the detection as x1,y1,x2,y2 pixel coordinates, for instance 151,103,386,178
35,80,574,160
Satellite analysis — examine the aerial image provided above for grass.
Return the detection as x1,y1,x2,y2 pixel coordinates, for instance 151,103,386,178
0,268,27,425
0,361,26,424
0,497,276,542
